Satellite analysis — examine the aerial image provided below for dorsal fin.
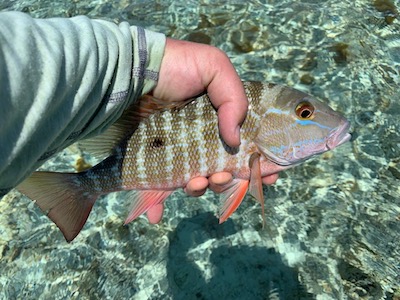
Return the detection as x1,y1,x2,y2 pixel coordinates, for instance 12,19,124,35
79,120,132,159
79,94,193,159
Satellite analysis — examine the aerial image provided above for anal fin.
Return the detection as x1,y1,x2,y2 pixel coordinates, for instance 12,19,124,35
124,190,173,224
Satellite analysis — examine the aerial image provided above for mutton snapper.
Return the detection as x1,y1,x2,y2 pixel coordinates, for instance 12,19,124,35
18,82,351,242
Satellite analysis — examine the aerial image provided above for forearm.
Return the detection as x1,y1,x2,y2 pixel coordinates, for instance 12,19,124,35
0,11,166,195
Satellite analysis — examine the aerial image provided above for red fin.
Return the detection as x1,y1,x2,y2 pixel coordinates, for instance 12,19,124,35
124,190,173,224
249,153,266,227
17,172,98,242
219,179,249,223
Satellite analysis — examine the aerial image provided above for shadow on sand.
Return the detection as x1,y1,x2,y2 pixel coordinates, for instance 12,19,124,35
166,212,313,300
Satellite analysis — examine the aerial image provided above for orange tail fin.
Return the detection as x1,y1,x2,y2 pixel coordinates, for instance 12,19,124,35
17,171,98,242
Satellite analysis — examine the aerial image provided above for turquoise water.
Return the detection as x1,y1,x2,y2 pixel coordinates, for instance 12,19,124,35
0,0,399,299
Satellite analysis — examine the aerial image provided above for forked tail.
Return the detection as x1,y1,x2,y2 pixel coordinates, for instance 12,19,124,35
17,171,98,242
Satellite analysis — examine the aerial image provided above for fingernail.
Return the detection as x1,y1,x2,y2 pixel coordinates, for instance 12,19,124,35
235,126,241,146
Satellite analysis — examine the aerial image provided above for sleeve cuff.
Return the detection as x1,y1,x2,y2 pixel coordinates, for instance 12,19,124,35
130,26,166,101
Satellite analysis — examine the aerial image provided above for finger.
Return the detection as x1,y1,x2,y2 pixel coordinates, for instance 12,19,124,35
146,204,164,224
205,51,248,148
262,174,279,185
217,103,246,148
209,172,233,185
208,172,233,193
184,177,209,197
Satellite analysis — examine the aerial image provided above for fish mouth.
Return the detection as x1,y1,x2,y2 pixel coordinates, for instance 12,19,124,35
326,119,351,150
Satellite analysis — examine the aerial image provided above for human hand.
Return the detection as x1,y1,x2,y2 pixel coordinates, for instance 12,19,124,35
146,38,279,224
152,38,247,148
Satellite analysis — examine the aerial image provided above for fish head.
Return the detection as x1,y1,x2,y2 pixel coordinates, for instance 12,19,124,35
254,85,351,166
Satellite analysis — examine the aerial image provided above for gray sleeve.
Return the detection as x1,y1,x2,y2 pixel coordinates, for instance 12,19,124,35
0,11,166,195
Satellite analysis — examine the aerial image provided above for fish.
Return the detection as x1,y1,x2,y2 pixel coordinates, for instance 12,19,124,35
17,82,351,242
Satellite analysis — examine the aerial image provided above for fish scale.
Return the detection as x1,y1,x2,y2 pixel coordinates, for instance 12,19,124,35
18,81,351,242
116,83,261,190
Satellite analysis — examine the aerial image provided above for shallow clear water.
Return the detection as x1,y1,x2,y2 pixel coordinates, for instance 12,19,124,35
0,1,399,299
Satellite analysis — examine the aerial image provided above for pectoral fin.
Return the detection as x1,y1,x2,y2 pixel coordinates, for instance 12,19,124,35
219,179,249,223
125,190,173,224
248,152,266,226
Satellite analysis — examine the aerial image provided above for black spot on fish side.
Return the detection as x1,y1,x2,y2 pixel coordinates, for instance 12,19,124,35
151,138,164,148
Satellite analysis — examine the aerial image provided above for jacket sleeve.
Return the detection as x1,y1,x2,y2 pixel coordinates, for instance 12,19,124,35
0,11,166,195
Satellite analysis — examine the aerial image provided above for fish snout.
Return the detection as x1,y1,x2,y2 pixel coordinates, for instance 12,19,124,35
326,119,351,150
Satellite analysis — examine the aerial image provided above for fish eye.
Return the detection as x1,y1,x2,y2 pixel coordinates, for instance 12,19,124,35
295,101,315,119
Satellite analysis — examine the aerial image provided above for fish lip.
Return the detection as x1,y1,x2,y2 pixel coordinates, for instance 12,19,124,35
326,120,351,150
